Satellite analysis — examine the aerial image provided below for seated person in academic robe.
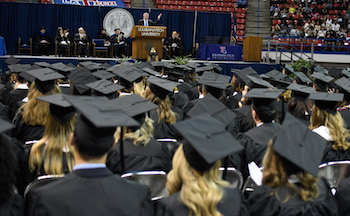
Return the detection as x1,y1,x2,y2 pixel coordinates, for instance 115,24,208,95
113,65,146,97
144,76,180,139
12,68,62,144
25,94,76,185
138,12,162,26
155,114,249,216
236,88,283,178
55,27,70,57
0,119,23,216
308,92,350,163
335,77,350,129
7,73,29,120
165,31,183,58
96,28,111,47
107,95,171,174
335,177,350,216
35,27,50,56
25,96,154,216
110,28,126,58
74,27,89,57
248,114,338,216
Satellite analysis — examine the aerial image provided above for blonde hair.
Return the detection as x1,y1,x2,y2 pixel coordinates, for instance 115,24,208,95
29,114,76,175
144,86,177,125
167,145,230,216
310,105,350,151
133,78,146,96
114,115,154,146
20,82,61,126
262,141,319,202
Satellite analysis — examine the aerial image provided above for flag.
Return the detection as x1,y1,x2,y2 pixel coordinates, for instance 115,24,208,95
230,7,237,45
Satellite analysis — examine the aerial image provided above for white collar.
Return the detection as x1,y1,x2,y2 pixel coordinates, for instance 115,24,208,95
232,91,238,96
119,92,131,96
22,97,28,102
16,83,28,90
256,122,264,127
59,83,70,87
312,125,333,141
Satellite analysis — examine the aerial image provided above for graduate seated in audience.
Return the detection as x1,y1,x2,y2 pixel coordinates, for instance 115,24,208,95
156,114,249,216
6,71,29,120
309,92,350,163
107,94,171,174
26,94,76,184
248,114,338,216
74,27,89,57
113,65,146,97
236,88,283,178
144,76,180,139
0,119,23,216
25,96,154,216
35,27,50,56
335,77,350,129
335,177,350,216
12,68,62,144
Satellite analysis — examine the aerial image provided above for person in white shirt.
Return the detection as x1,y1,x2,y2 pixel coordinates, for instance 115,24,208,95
138,12,162,26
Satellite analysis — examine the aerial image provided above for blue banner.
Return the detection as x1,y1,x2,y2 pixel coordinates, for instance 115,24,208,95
197,44,243,61
54,0,125,7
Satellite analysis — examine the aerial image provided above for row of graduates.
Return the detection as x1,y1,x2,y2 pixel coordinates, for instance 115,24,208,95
0,55,350,215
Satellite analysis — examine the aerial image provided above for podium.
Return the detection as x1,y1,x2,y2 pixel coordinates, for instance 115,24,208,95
243,36,262,62
131,25,167,60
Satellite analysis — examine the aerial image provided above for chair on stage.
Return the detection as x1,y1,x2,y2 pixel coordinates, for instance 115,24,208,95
318,161,350,190
74,42,90,57
18,37,32,55
92,39,109,57
219,167,244,189
55,41,71,57
121,171,168,201
24,174,64,197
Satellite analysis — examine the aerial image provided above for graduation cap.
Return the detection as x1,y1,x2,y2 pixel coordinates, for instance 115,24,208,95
147,76,180,100
234,67,259,85
100,62,111,69
19,71,35,83
342,69,350,78
113,67,144,90
328,68,342,79
174,64,193,72
269,78,291,89
114,94,158,126
301,66,309,74
309,92,343,114
141,67,162,77
314,64,328,74
287,83,314,99
66,63,77,68
37,94,76,124
293,72,312,84
265,69,287,80
173,113,243,173
311,73,334,92
186,62,201,69
198,72,231,90
0,119,15,134
273,113,327,177
79,61,103,71
284,64,294,74
135,61,154,70
25,68,64,94
50,62,76,73
64,95,139,128
67,68,96,94
5,56,20,65
186,93,236,127
335,77,350,94
7,64,31,73
92,70,116,80
194,65,214,74
34,62,51,68
85,79,124,96
246,75,275,89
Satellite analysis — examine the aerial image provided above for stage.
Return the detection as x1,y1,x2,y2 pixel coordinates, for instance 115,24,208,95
0,55,281,76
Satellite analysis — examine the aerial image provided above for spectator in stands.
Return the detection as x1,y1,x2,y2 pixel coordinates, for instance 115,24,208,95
279,25,289,37
325,0,333,10
317,26,327,38
35,27,50,56
280,9,288,19
290,25,300,38
55,27,70,57
96,29,111,47
321,3,328,15
304,19,313,32
138,12,162,26
326,15,333,30
110,28,126,58
272,7,280,18
325,29,337,51
237,0,247,8
165,31,184,58
332,19,341,32
314,21,321,32
289,5,296,14
74,27,89,57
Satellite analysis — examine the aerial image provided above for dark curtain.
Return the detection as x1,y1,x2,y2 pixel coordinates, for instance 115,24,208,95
0,2,231,55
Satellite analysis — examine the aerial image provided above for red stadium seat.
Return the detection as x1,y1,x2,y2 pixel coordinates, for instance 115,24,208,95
158,4,166,9
237,30,245,36
236,8,246,13
272,19,281,25
341,10,347,15
237,36,244,41
194,1,201,6
329,10,338,15
209,2,216,6
237,24,245,30
237,13,246,18
201,1,208,6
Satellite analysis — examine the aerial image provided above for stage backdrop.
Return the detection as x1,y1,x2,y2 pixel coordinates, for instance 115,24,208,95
0,2,232,55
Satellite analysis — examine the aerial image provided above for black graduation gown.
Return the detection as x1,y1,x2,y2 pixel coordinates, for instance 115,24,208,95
248,179,338,216
0,194,23,216
155,187,250,216
106,138,172,174
340,108,350,129
237,123,282,177
24,168,154,216
7,89,28,120
322,141,350,163
12,111,45,144
0,102,11,124
335,177,350,216
233,105,255,134
182,98,200,117
149,110,179,139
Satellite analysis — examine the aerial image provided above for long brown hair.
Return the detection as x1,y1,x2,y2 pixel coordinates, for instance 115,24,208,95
20,82,61,126
310,105,350,151
167,145,230,216
262,141,319,202
29,114,76,175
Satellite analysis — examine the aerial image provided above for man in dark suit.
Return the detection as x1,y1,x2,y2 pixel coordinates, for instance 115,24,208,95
165,30,184,58
138,12,162,26
24,104,154,216
110,28,127,57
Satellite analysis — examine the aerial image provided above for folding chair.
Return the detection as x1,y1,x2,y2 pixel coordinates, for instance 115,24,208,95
157,138,179,158
219,167,244,189
24,174,64,197
318,161,350,189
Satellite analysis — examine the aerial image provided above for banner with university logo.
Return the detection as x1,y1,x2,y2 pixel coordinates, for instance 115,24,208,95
54,0,126,7
197,44,243,61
